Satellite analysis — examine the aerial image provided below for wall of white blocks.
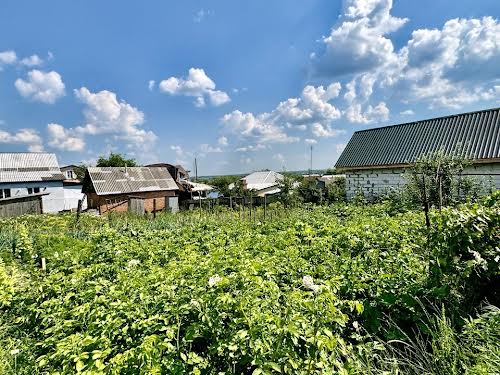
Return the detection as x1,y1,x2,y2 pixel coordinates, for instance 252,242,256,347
345,163,500,199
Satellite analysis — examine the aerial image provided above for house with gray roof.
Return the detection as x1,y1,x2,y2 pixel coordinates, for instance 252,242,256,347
240,170,284,197
82,166,179,214
0,152,66,213
335,108,500,199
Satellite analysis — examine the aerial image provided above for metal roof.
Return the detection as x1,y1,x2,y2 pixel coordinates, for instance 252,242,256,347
0,153,65,183
86,166,178,195
242,171,284,191
335,107,500,170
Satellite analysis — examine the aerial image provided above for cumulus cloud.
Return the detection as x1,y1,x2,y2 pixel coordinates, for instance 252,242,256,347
315,0,408,76
345,102,389,124
221,110,299,144
0,50,17,70
305,138,318,145
221,82,344,144
47,123,85,152
159,68,230,107
15,70,65,104
0,128,43,152
314,0,500,111
311,123,345,137
74,87,157,149
20,54,43,67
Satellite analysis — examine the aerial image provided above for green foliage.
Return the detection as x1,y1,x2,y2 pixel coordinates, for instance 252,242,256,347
209,175,241,197
276,172,301,207
325,177,346,203
74,164,88,180
96,153,137,168
404,150,481,208
0,196,498,374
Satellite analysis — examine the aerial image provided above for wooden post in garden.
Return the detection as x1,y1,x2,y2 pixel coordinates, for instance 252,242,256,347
264,194,267,221
422,174,430,228
41,257,46,271
153,199,157,219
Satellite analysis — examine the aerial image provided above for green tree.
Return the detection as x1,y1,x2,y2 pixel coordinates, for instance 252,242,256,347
404,149,480,209
96,153,137,167
276,172,300,207
210,175,241,197
74,164,88,180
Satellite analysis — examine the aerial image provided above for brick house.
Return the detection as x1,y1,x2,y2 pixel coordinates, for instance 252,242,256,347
335,108,500,199
82,166,179,214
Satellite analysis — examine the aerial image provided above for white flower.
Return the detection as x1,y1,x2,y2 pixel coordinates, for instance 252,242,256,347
208,274,222,287
302,275,321,293
127,259,140,268
10,349,20,355
352,321,359,330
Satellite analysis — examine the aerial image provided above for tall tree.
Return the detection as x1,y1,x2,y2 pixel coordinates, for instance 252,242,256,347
96,153,137,167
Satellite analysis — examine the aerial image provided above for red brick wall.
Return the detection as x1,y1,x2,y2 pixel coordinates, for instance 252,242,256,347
86,191,176,214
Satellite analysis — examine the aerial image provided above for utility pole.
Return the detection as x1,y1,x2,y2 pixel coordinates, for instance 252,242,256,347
194,157,198,183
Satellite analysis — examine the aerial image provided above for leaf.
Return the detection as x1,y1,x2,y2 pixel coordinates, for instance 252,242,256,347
75,360,85,372
266,362,281,372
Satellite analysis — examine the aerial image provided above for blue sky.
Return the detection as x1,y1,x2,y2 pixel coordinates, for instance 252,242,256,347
1,0,499,175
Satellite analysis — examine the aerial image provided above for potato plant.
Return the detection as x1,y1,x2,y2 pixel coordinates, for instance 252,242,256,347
0,196,498,374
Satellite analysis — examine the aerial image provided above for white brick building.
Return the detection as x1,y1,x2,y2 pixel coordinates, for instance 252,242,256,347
336,108,500,199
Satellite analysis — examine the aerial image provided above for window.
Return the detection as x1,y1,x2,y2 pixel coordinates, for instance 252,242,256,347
66,170,75,179
27,187,40,195
0,189,11,199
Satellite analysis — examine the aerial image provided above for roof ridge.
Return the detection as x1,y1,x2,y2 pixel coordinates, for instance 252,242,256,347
354,107,500,134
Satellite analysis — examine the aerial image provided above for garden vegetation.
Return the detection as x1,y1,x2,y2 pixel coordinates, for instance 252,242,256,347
0,192,499,374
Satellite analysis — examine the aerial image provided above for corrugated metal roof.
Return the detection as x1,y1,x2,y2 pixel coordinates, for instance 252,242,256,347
0,153,64,183
86,166,178,195
335,108,500,170
242,171,284,191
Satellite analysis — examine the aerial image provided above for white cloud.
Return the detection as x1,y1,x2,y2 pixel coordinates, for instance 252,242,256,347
74,87,157,148
315,0,407,76
222,110,299,144
159,68,230,107
400,109,415,116
235,144,266,152
311,122,345,137
217,136,228,146
20,54,43,67
200,143,223,153
170,145,184,157
15,70,65,104
345,102,389,124
221,82,344,145
148,80,155,91
305,138,318,145
0,128,43,151
314,0,500,111
0,50,17,70
47,123,85,152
